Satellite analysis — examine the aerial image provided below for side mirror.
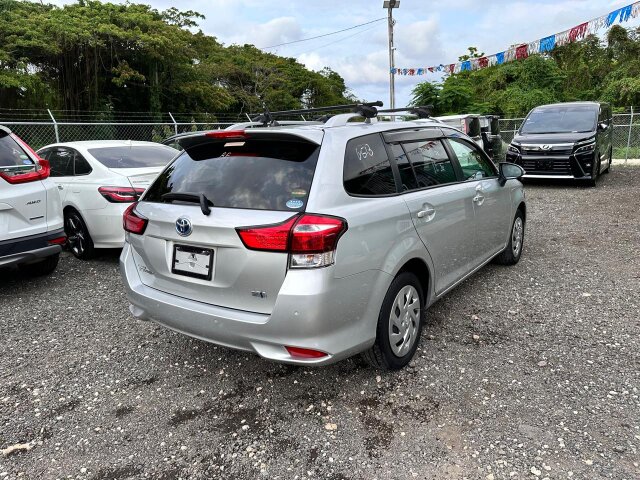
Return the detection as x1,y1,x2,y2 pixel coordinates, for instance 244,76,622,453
598,122,608,131
498,162,525,185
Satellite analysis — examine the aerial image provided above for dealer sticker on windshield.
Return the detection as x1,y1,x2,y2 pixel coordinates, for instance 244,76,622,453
286,199,304,209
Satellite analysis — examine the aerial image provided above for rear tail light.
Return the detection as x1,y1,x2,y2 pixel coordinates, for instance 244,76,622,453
99,186,145,203
236,214,347,269
285,346,328,359
0,135,50,184
123,203,148,235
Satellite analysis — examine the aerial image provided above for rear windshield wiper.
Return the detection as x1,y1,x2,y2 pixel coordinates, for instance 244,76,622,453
161,192,213,216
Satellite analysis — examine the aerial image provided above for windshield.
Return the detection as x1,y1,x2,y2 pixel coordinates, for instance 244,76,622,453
520,106,597,134
88,145,177,168
144,138,319,211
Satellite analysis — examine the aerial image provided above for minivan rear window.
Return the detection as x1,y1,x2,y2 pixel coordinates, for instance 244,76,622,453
88,146,177,169
144,138,319,211
0,133,35,168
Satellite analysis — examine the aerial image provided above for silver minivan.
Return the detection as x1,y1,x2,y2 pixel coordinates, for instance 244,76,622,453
120,111,526,370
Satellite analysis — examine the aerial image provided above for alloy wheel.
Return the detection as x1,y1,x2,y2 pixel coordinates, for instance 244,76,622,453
66,215,86,257
512,217,524,257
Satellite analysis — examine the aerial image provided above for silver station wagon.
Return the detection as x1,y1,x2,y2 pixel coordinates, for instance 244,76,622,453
120,104,527,370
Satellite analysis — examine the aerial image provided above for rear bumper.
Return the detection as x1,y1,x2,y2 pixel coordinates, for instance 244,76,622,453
82,204,127,248
119,242,389,366
0,229,64,267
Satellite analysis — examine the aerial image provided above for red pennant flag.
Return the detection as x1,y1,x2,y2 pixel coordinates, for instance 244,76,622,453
515,44,529,60
408,68,416,76
449,64,455,73
428,67,434,73
569,22,588,42
478,57,489,68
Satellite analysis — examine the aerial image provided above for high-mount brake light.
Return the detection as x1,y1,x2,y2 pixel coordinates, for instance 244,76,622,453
99,186,146,203
205,130,247,139
0,135,50,184
236,214,347,268
123,203,148,235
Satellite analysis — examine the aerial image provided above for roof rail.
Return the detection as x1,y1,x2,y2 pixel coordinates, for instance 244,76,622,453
251,101,384,126
378,105,434,119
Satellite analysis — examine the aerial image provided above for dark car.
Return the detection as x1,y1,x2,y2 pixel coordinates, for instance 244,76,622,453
506,102,613,186
480,115,502,161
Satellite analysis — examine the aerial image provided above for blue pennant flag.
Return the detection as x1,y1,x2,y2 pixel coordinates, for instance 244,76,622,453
619,4,633,22
461,61,471,71
496,52,505,65
606,8,621,27
539,35,556,53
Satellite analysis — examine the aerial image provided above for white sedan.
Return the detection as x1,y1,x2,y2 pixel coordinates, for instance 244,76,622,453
37,140,178,259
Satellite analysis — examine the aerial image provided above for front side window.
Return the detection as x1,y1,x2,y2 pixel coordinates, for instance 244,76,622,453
145,138,319,211
446,138,495,180
403,140,457,187
48,148,75,177
344,134,396,196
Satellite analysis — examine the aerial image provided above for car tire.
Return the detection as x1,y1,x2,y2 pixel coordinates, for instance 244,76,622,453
361,272,424,371
603,147,612,174
494,210,525,266
20,253,60,277
587,155,601,187
65,209,95,260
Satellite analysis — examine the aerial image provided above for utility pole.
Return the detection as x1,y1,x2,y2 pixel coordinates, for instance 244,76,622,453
384,1,399,109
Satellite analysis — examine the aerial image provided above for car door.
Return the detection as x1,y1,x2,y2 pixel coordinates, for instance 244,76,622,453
445,137,510,265
44,147,75,203
386,130,477,295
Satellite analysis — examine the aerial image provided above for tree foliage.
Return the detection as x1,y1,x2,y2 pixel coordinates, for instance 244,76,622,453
0,0,355,116
411,26,640,117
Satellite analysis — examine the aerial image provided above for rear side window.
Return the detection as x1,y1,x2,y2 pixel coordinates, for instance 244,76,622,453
403,140,457,187
344,134,396,196
74,153,92,175
144,138,319,211
48,148,75,177
0,134,34,168
88,146,176,168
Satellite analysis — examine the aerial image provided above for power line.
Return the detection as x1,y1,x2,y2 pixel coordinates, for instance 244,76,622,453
290,23,382,57
260,17,386,49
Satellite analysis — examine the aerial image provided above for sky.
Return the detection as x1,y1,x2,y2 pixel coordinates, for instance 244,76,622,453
52,0,640,109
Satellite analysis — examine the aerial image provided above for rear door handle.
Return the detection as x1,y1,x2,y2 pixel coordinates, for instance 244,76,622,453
417,207,435,219
57,185,64,190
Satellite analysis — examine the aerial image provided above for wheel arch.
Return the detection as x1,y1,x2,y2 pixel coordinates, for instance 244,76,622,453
395,257,432,306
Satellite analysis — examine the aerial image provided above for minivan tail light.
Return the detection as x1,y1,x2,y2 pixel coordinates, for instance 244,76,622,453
0,135,50,184
123,203,148,235
99,186,145,203
236,214,347,268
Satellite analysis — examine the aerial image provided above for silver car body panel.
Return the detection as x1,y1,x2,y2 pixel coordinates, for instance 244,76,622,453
120,119,525,365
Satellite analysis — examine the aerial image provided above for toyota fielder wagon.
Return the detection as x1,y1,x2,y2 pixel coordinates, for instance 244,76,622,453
120,109,527,370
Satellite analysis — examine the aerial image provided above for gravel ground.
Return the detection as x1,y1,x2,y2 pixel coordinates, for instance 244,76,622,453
1,167,639,480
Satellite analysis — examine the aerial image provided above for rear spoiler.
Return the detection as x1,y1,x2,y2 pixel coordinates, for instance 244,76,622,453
176,129,323,154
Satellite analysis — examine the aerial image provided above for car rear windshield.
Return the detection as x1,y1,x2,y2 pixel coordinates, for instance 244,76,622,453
520,106,597,134
88,146,176,168
0,133,35,168
144,138,319,211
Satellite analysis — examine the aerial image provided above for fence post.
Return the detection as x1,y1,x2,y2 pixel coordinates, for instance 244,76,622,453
626,106,634,164
47,109,60,143
168,112,178,136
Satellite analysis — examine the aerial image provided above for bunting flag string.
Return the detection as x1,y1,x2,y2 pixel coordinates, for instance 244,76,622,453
392,1,640,76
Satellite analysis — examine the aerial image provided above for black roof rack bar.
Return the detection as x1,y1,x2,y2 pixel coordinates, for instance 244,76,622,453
378,105,434,119
251,101,383,125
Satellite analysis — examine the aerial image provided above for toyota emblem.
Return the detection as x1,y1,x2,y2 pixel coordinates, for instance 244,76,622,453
175,217,192,237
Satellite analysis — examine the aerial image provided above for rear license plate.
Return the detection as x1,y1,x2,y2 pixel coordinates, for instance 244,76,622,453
172,245,213,280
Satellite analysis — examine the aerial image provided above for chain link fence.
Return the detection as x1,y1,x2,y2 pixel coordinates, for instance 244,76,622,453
2,109,639,159
499,110,640,161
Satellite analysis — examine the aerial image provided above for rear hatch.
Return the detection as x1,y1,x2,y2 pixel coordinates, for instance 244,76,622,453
129,129,323,314
0,128,49,241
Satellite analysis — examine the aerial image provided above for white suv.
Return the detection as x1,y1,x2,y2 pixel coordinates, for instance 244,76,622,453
0,126,65,276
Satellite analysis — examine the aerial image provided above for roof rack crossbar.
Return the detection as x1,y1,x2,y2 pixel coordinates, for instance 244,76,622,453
250,101,383,124
378,105,434,119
